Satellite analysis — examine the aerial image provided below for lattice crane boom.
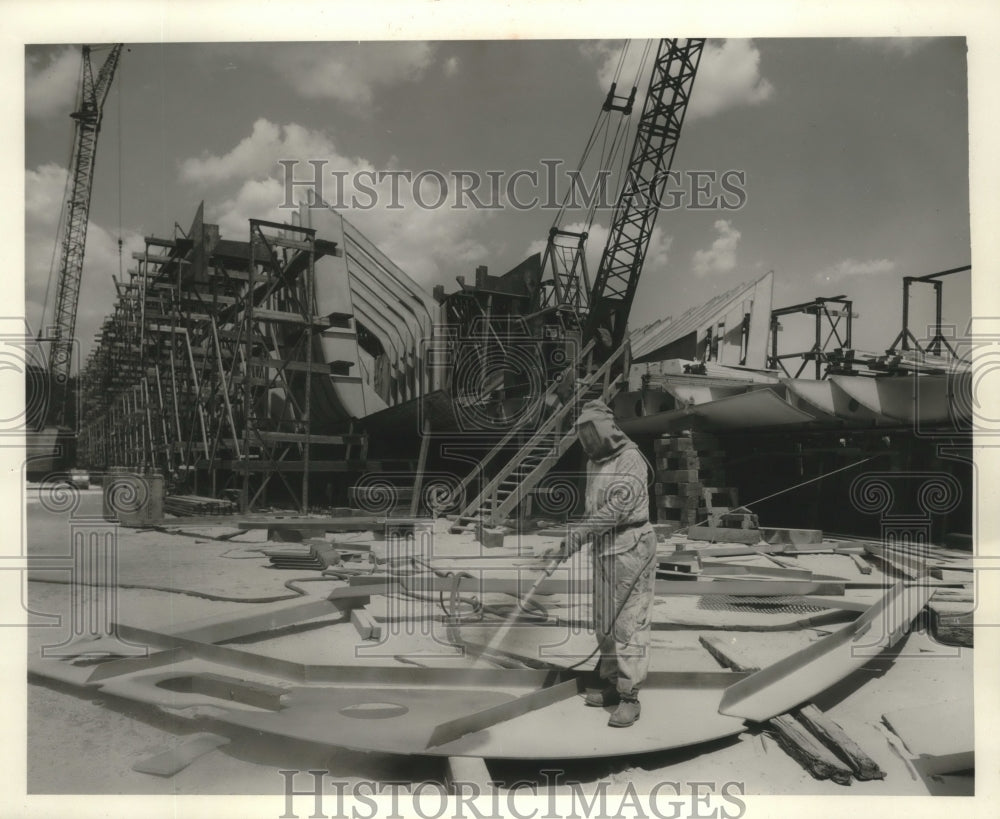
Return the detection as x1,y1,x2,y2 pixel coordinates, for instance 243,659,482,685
48,43,123,425
584,38,705,355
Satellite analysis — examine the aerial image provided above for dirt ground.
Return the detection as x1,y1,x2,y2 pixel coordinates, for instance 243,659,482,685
19,486,976,803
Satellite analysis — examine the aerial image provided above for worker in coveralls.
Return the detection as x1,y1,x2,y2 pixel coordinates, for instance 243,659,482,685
547,399,656,728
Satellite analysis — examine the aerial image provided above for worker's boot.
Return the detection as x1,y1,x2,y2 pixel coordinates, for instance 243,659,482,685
608,692,640,727
583,686,620,707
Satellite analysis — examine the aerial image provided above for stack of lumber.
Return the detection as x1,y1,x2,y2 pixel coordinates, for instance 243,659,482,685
164,494,237,517
653,432,744,534
263,539,342,570
349,483,414,515
700,634,886,785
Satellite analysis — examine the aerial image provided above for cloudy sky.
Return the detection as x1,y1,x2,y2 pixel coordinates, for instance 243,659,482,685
24,37,970,363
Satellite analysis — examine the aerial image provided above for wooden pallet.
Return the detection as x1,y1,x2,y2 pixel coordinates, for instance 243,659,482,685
653,433,722,455
656,451,726,470
654,482,704,497
654,506,699,526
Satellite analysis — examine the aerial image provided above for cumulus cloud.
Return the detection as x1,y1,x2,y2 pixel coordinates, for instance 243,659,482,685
211,176,492,287
815,257,896,284
581,39,653,104
267,42,435,107
692,219,741,277
180,118,364,186
688,40,774,121
188,119,495,288
351,197,491,285
25,163,144,362
580,39,773,123
210,177,291,239
26,46,82,119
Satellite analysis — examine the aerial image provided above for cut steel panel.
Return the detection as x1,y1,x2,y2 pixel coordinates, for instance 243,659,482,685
830,373,952,425
690,388,818,428
85,659,749,759
718,581,934,721
783,377,882,424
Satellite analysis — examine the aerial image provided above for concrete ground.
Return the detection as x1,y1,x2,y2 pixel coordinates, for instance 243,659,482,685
21,486,975,799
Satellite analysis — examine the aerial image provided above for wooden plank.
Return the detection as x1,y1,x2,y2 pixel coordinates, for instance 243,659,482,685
207,460,370,472
655,508,699,526
761,527,824,546
699,636,851,783
686,525,763,544
654,482,703,497
862,544,921,579
764,554,802,570
655,469,700,482
795,705,885,780
238,516,379,532
369,574,845,597
410,418,431,517
930,568,973,583
654,436,721,455
249,357,348,375
255,431,366,446
656,495,700,510
665,544,791,559
768,715,853,785
700,636,883,781
927,602,973,647
445,757,494,794
656,454,724,470
698,562,815,581
252,308,333,328
849,554,873,575
132,732,231,777
350,608,382,641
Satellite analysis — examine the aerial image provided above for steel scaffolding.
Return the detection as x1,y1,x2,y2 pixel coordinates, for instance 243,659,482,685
77,205,368,512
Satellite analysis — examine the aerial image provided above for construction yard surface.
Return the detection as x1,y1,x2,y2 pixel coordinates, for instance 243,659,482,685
23,487,975,800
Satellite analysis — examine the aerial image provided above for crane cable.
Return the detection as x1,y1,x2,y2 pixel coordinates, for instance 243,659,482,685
117,50,123,280
553,40,656,239
599,38,654,227
551,40,637,230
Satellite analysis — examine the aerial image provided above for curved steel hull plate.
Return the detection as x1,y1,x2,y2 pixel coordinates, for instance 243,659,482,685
89,660,747,759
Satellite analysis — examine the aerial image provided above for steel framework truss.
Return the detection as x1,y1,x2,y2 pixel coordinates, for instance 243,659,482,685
77,206,366,512
584,38,705,355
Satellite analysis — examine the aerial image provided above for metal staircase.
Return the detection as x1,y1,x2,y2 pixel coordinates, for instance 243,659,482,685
451,340,630,530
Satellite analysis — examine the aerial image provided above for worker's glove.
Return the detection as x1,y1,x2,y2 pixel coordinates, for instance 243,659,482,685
536,542,565,562
536,531,584,564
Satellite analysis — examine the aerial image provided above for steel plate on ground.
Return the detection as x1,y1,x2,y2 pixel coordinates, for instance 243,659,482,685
90,657,748,759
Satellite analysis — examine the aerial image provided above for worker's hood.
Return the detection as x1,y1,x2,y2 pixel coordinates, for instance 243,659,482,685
575,399,636,463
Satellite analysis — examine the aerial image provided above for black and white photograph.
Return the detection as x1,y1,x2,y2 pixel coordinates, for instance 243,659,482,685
4,1,999,817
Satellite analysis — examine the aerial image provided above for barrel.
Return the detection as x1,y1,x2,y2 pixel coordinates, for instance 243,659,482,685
103,469,164,525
